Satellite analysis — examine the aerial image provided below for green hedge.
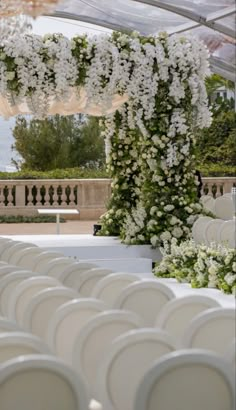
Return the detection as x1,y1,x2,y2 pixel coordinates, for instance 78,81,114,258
199,163,236,177
0,215,66,223
0,164,234,180
0,167,108,180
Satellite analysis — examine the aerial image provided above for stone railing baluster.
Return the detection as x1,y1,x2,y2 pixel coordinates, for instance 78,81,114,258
61,184,67,206
0,184,5,208
27,184,34,207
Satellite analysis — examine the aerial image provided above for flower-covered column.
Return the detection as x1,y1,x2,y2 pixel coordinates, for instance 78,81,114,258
99,103,143,235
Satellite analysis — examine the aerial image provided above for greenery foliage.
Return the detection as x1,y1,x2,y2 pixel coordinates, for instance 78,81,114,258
0,167,107,180
12,115,105,171
0,215,66,223
99,106,142,236
196,109,236,167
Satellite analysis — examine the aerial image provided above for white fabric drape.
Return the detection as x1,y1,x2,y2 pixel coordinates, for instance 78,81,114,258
0,88,128,118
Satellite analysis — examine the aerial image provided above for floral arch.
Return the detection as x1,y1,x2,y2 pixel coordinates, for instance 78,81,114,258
0,31,211,246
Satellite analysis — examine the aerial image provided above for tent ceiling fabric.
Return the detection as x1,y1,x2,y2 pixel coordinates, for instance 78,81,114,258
52,0,235,82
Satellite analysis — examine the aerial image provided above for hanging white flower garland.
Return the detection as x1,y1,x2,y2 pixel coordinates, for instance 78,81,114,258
0,31,211,246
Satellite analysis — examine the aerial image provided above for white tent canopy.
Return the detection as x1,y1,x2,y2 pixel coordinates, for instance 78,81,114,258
49,0,235,82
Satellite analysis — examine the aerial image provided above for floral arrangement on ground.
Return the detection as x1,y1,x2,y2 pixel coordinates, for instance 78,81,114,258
154,238,236,295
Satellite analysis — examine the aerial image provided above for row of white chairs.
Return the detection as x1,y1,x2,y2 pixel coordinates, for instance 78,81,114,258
0,319,235,410
201,194,234,219
0,271,235,399
0,237,235,409
192,216,235,247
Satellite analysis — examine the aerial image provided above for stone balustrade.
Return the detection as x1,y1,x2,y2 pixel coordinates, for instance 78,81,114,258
0,177,235,219
201,177,235,197
0,179,111,220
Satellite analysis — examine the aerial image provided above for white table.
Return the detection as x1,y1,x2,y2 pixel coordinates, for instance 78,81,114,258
37,209,79,234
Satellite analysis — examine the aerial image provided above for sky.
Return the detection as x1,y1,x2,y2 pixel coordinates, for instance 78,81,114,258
0,16,111,171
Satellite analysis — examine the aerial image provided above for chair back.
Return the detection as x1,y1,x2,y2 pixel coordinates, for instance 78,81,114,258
0,355,89,410
114,280,175,326
7,276,60,324
97,328,178,410
22,287,78,340
92,273,141,306
156,295,220,341
183,308,236,354
134,349,235,410
47,298,107,363
72,310,141,397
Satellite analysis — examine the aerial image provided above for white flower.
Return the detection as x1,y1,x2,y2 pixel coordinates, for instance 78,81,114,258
150,235,158,246
160,231,172,241
164,204,175,212
171,216,180,225
172,227,183,238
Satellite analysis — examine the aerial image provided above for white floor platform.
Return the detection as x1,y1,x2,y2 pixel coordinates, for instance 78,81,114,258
2,234,161,274
2,234,161,260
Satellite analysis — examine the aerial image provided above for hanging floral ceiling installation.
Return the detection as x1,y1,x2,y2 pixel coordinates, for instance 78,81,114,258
0,31,212,246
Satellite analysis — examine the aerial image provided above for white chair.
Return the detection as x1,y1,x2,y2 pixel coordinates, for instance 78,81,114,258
134,349,235,410
44,257,75,278
91,273,141,306
200,195,215,213
0,317,22,333
76,268,115,297
218,220,236,248
0,237,12,244
0,355,89,410
14,247,45,269
215,196,234,220
8,246,40,265
72,310,141,397
22,287,79,340
61,262,99,287
183,308,236,354
7,276,60,324
32,251,64,273
47,298,107,363
204,218,224,245
156,295,220,341
0,331,51,363
0,264,25,278
114,280,175,326
97,328,178,410
2,242,37,263
0,271,38,316
225,339,236,369
192,216,213,244
0,240,18,258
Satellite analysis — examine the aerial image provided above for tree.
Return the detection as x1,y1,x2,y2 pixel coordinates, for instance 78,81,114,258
12,115,105,171
195,74,236,168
